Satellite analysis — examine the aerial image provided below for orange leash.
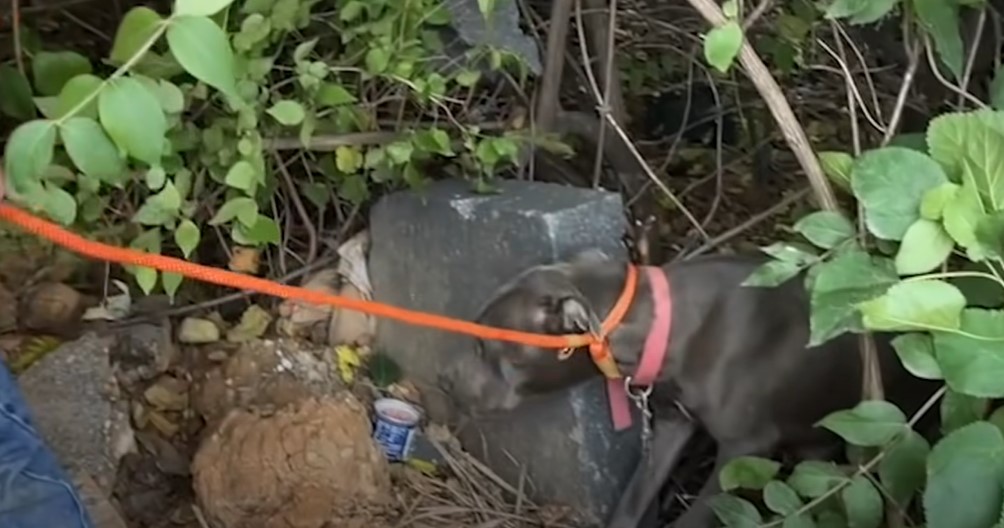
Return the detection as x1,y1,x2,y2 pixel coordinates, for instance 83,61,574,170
0,203,614,351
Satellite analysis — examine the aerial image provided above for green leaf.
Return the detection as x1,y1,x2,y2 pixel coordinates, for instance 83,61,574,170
764,481,803,515
708,494,762,528
316,82,358,107
943,173,989,260
0,65,36,120
794,211,855,249
934,309,1004,398
742,260,804,287
175,219,200,259
914,0,964,81
760,242,819,265
921,182,960,221
787,461,846,498
146,166,166,190
824,0,868,19
266,100,305,125
293,37,318,63
851,146,949,240
3,120,57,197
879,429,930,507
235,214,281,244
975,211,1004,260
210,196,258,226
40,183,77,226
161,271,183,301
365,46,391,74
55,73,102,119
892,333,943,380
132,181,181,226
703,21,743,74
98,77,167,166
455,69,481,87
924,422,1004,528
941,389,988,434
818,400,907,447
109,6,165,66
894,218,955,275
926,110,1004,180
224,160,257,191
719,456,781,491
335,145,364,173
59,117,126,185
841,475,883,528
858,279,966,332
174,0,236,16
32,51,92,96
166,15,239,100
135,266,158,294
819,150,854,192
809,250,899,345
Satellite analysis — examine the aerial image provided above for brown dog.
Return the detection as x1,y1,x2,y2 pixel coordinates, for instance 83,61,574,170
439,250,939,527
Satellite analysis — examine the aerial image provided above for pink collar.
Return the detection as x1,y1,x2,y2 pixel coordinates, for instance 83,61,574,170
606,265,673,431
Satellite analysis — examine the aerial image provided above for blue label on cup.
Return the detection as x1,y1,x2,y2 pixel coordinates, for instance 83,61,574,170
373,415,415,461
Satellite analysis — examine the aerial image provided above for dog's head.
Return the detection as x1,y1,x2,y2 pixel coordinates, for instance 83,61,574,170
439,251,612,414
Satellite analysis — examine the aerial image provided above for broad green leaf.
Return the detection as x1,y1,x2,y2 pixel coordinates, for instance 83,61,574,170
892,333,943,379
764,481,803,515
386,141,414,164
742,259,803,287
941,389,988,433
174,0,236,16
927,109,1004,184
943,172,989,260
841,475,883,528
894,218,955,275
824,0,868,19
858,279,966,332
293,37,318,63
990,407,1004,438
818,400,907,447
3,120,57,197
703,21,743,74
921,182,960,221
787,461,846,498
210,196,258,226
794,211,855,249
455,69,481,87
934,309,1004,398
31,51,92,96
924,422,1004,528
0,65,36,120
879,429,930,507
719,456,781,491
760,242,819,265
808,250,899,345
851,146,949,240
975,211,1004,259
337,173,370,204
134,266,158,294
98,77,167,165
233,214,281,244
33,96,60,119
41,183,77,226
266,100,305,125
109,6,164,66
233,13,271,52
782,513,816,528
175,219,200,258
132,181,181,226
166,15,239,100
335,145,364,173
914,0,964,81
819,150,854,192
146,166,166,189
708,494,762,528
365,46,391,74
316,83,358,107
55,73,102,119
224,160,257,191
59,117,126,185
161,272,183,301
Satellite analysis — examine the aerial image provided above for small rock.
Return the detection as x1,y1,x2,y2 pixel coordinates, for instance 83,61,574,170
143,376,189,411
177,317,221,344
19,281,86,335
192,395,393,528
110,321,177,387
207,349,229,362
147,410,180,438
225,304,272,343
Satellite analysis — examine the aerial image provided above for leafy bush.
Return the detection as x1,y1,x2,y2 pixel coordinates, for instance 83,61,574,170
1,0,537,299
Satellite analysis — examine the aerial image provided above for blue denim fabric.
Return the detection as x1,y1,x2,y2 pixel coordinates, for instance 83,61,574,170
0,361,95,528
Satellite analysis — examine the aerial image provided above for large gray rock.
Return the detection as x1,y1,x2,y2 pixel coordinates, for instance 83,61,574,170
368,178,642,525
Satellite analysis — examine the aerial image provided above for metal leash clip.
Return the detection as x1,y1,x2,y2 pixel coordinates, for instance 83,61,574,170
624,376,654,452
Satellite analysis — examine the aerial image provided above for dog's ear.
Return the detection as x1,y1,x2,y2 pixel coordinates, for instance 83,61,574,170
535,294,602,335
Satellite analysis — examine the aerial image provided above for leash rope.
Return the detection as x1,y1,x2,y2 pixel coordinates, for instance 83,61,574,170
0,203,602,351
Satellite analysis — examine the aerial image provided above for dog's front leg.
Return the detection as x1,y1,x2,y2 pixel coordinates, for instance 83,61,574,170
606,413,697,528
672,437,778,528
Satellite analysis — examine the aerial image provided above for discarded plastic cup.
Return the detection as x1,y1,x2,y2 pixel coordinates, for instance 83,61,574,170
372,398,421,461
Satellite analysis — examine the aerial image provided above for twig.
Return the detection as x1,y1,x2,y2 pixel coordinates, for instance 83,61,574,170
957,6,987,108
589,0,622,188
534,0,575,132
817,38,886,136
923,34,988,109
683,0,838,211
882,35,923,146
11,0,25,77
272,150,318,264
742,0,773,31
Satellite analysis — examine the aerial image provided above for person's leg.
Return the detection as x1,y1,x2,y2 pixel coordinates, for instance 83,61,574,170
0,360,95,528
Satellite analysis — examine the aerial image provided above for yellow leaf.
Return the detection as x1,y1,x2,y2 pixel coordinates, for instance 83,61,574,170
335,345,362,384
